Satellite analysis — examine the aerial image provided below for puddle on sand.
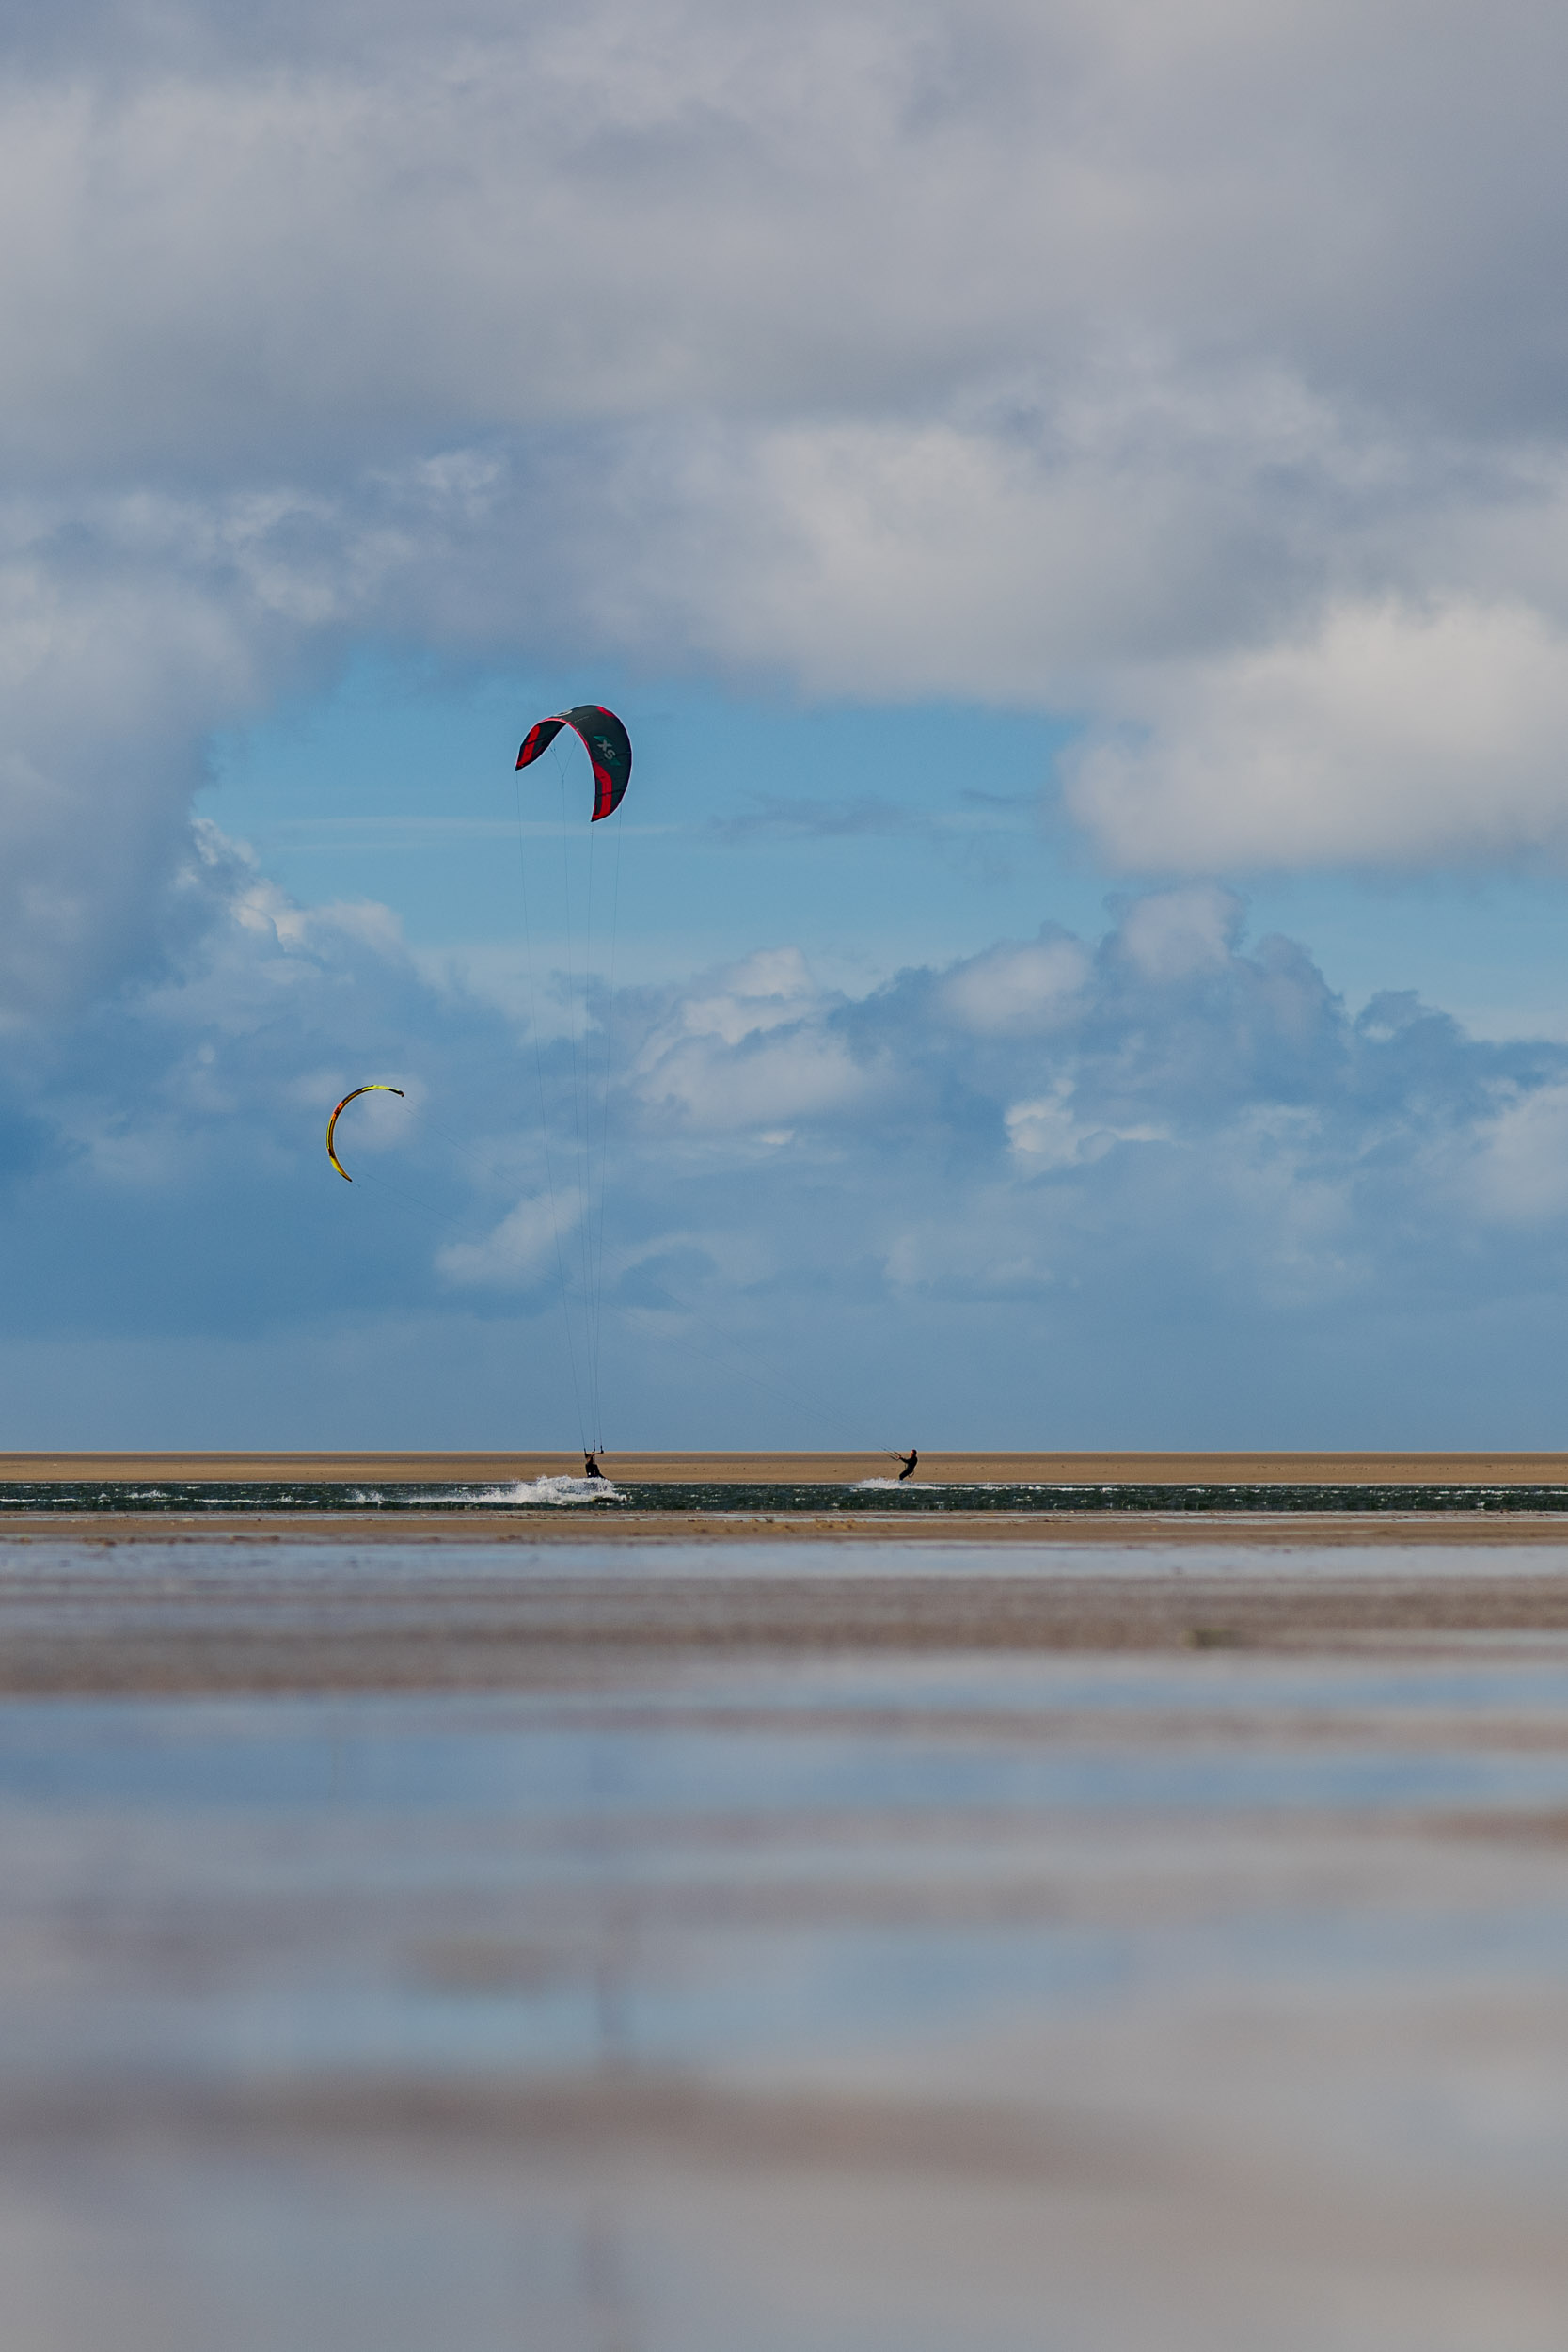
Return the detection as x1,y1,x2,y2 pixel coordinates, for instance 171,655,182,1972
0,1544,1566,2348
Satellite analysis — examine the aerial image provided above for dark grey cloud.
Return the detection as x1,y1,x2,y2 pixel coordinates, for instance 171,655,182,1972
5,0,1568,450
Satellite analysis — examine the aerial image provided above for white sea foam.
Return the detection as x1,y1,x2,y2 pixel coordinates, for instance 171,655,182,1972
470,1477,625,1507
342,1477,624,1508
853,1477,911,1489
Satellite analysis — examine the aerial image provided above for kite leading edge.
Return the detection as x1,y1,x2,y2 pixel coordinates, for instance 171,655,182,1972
325,1085,405,1183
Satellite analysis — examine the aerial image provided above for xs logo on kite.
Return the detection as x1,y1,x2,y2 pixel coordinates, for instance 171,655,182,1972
515,705,632,822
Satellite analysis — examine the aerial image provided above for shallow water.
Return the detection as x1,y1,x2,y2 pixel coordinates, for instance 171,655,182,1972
5,1531,1568,1578
5,1476,1568,1512
3,1539,1568,2348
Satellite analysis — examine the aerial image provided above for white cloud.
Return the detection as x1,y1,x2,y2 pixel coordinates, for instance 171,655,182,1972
1117,886,1241,978
633,947,869,1130
1068,600,1568,871
1468,1082,1568,1225
0,473,483,1025
673,948,816,1046
942,935,1090,1035
639,1026,865,1133
437,1190,582,1289
1005,1086,1165,1168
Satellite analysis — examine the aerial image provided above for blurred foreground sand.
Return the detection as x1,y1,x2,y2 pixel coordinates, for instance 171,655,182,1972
0,1529,1566,2349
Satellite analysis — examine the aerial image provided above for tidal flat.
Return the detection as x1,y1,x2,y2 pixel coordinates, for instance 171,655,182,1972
3,1526,1568,2348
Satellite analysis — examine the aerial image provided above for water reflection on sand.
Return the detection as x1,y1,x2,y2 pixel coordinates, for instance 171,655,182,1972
3,1538,1568,2347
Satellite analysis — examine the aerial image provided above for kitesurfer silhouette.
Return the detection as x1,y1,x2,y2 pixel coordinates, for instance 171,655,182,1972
897,1449,919,1482
583,1452,604,1480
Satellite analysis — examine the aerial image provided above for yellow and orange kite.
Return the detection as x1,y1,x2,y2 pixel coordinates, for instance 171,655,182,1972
325,1085,404,1182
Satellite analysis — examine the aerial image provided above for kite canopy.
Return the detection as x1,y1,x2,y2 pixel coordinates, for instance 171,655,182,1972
515,705,632,821
325,1085,404,1183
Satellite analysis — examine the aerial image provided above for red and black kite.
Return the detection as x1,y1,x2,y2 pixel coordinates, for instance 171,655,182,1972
515,705,632,822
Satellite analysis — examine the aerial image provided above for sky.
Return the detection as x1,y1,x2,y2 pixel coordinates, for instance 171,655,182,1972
7,0,1568,1448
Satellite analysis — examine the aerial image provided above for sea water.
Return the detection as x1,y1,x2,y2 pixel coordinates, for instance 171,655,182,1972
3,1476,1567,1512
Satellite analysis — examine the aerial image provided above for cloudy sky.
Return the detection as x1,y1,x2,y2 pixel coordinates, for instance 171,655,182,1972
6,0,1568,1449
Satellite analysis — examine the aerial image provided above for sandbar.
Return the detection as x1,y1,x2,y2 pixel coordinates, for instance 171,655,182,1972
3,1447,1568,1484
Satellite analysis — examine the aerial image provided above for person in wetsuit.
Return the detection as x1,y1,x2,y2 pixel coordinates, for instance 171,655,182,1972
897,1448,919,1482
583,1452,604,1480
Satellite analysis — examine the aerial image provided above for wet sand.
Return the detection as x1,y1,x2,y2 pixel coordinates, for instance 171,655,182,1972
5,1506,1568,1547
5,1535,1568,1692
0,1518,1567,1696
3,1527,1568,2347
